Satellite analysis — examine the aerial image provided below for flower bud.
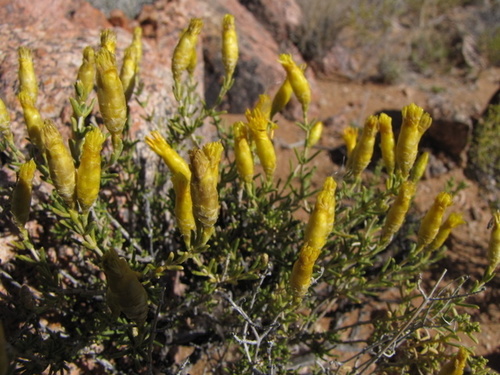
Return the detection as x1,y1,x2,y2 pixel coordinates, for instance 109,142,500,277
410,151,429,182
270,78,294,120
437,347,468,375
76,46,96,102
417,191,453,249
76,127,105,213
18,91,44,151
246,108,276,179
18,47,38,103
120,45,139,102
304,176,337,251
396,103,432,178
172,18,203,82
290,244,321,299
427,212,465,251
378,112,395,174
11,159,37,228
102,248,148,325
132,27,143,68
172,172,196,247
42,120,76,207
145,131,191,179
222,14,239,79
0,98,13,144
307,121,323,148
348,115,379,177
233,121,254,184
189,141,223,245
278,54,311,116
342,126,358,159
486,210,500,276
380,180,416,244
100,29,117,55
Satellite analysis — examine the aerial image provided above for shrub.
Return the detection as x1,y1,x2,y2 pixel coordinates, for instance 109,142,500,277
0,15,497,375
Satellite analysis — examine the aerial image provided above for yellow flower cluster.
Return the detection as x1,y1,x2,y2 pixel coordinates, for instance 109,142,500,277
290,177,336,299
486,210,500,276
278,54,311,118
222,14,239,80
417,191,453,250
11,159,37,228
172,18,204,82
347,115,379,178
437,347,469,375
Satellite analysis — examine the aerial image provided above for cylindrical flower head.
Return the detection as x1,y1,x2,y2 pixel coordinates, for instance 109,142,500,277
11,159,37,228
378,113,395,174
290,244,321,298
486,210,500,275
437,347,468,375
132,27,143,68
96,48,127,137
222,14,239,79
145,131,191,179
18,91,44,151
410,152,429,182
270,77,293,119
417,191,453,249
172,18,203,82
0,98,13,144
348,115,379,177
42,120,76,207
396,103,432,178
76,46,96,102
120,45,139,102
342,126,358,159
100,29,117,55
172,172,196,247
189,141,223,244
304,176,337,251
427,212,465,251
278,54,311,116
307,121,323,148
380,180,417,244
233,121,254,184
246,108,276,179
76,127,105,213
18,47,38,103
102,248,148,325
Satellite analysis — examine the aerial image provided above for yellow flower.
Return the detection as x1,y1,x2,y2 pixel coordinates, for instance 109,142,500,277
96,48,127,154
18,91,44,151
304,176,337,251
427,212,465,251
172,18,203,82
417,192,453,249
18,47,38,103
145,131,191,179
342,126,358,159
410,152,429,182
486,210,500,276
379,180,416,244
222,14,239,79
76,127,106,213
270,76,293,119
171,172,196,247
246,108,276,179
437,347,469,375
42,120,76,207
132,27,143,68
395,103,432,178
189,141,223,245
102,248,148,325
378,113,395,174
11,159,37,228
0,98,14,144
120,45,139,102
100,29,117,55
348,115,379,178
233,121,254,184
76,46,96,102
278,54,311,117
290,244,321,298
307,121,323,148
